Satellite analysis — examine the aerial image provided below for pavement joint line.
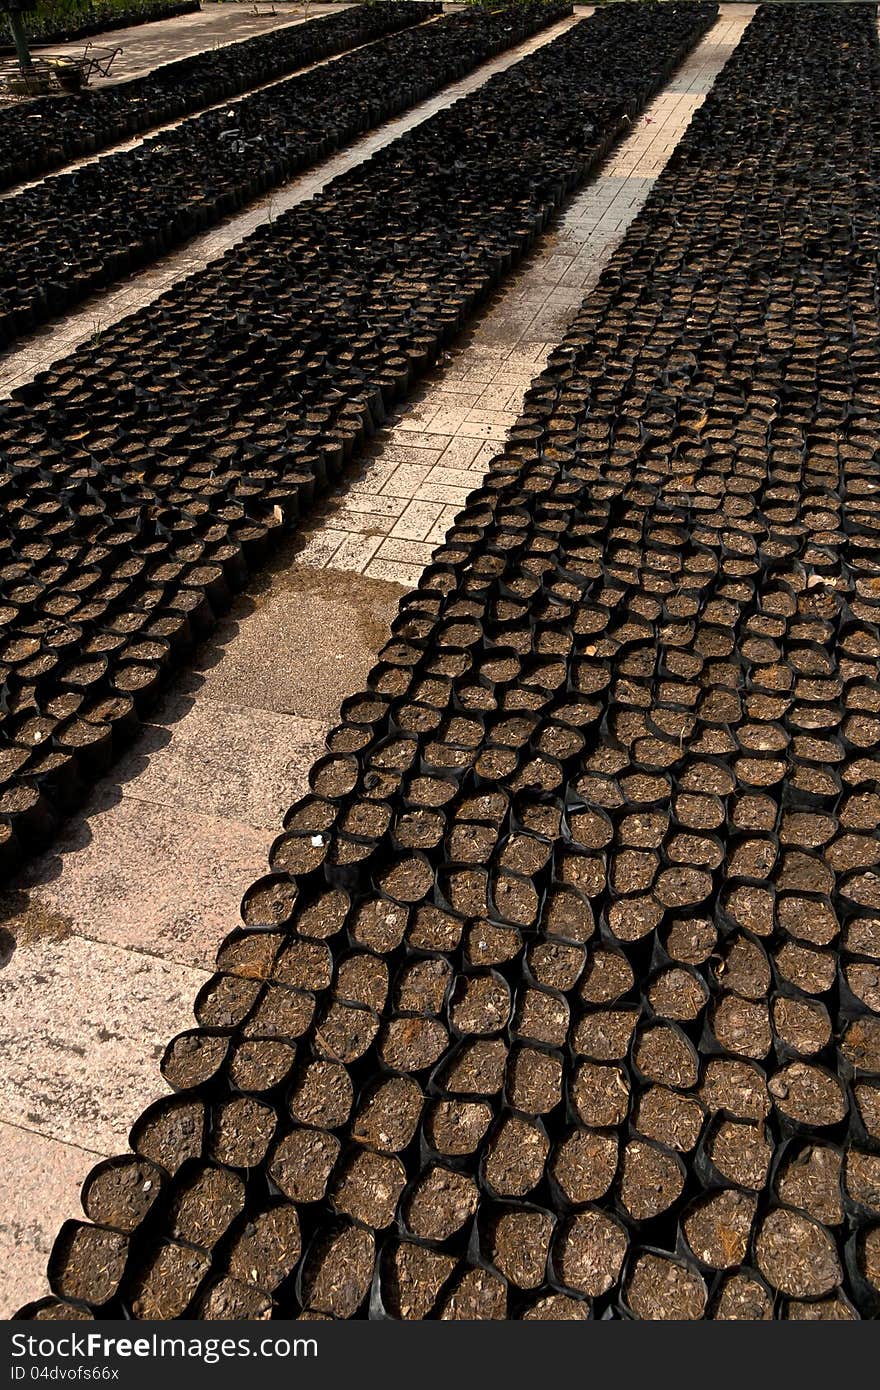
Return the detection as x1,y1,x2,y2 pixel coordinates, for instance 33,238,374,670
0,1115,106,1161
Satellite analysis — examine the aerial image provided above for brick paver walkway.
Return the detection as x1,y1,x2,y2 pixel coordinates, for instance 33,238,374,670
0,4,753,1314
294,3,754,587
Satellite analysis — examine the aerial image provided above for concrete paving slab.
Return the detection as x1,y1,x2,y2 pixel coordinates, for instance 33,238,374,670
15,795,268,969
177,560,405,721
0,1122,105,1318
112,696,327,831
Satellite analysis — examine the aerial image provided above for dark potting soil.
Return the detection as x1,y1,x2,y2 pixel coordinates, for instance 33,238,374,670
197,1277,272,1319
425,1098,493,1157
618,1140,684,1221
555,1210,627,1299
845,1150,880,1215
624,1253,707,1320
484,1115,549,1198
682,1189,757,1270
754,1208,842,1299
300,1223,374,1318
521,1292,588,1319
437,1266,506,1320
491,1209,553,1290
706,1119,772,1191
647,967,708,1021
228,1038,297,1093
81,1157,162,1233
288,1059,352,1129
50,1223,128,1305
633,1086,704,1154
168,1163,245,1249
860,1227,880,1294
784,1293,857,1321
382,1241,455,1320
351,1075,422,1152
775,1145,844,1227
713,1272,774,1321
768,1062,848,1128
404,1165,479,1241
507,1045,563,1114
551,1128,618,1205
20,1,880,1323
131,1098,205,1172
226,1204,301,1293
332,1148,407,1229
129,1242,211,1319
268,1128,339,1205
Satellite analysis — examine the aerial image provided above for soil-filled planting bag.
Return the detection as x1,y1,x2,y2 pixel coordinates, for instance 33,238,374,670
0,1,571,348
0,2,438,192
0,2,716,879
19,0,880,1320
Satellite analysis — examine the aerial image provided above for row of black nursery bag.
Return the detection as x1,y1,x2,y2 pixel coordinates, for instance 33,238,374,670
0,3,717,880
0,2,436,192
18,0,880,1322
0,1,569,351
1,1,199,54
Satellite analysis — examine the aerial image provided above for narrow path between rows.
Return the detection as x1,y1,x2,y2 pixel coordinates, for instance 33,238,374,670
0,3,753,1314
23,2,352,85
0,7,584,396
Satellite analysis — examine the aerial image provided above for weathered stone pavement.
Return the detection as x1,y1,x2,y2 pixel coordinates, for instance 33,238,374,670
0,4,756,1315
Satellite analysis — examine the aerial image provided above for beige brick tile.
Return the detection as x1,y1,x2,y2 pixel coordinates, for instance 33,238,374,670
394,404,441,432
425,465,486,490
346,456,403,494
475,384,521,410
415,482,474,507
383,431,451,453
417,408,474,435
456,417,511,439
436,435,487,467
329,492,406,520
364,556,426,587
434,388,483,408
294,526,346,567
324,505,397,537
375,442,445,467
465,407,517,428
379,462,436,498
389,499,448,542
425,506,462,545
327,531,386,573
